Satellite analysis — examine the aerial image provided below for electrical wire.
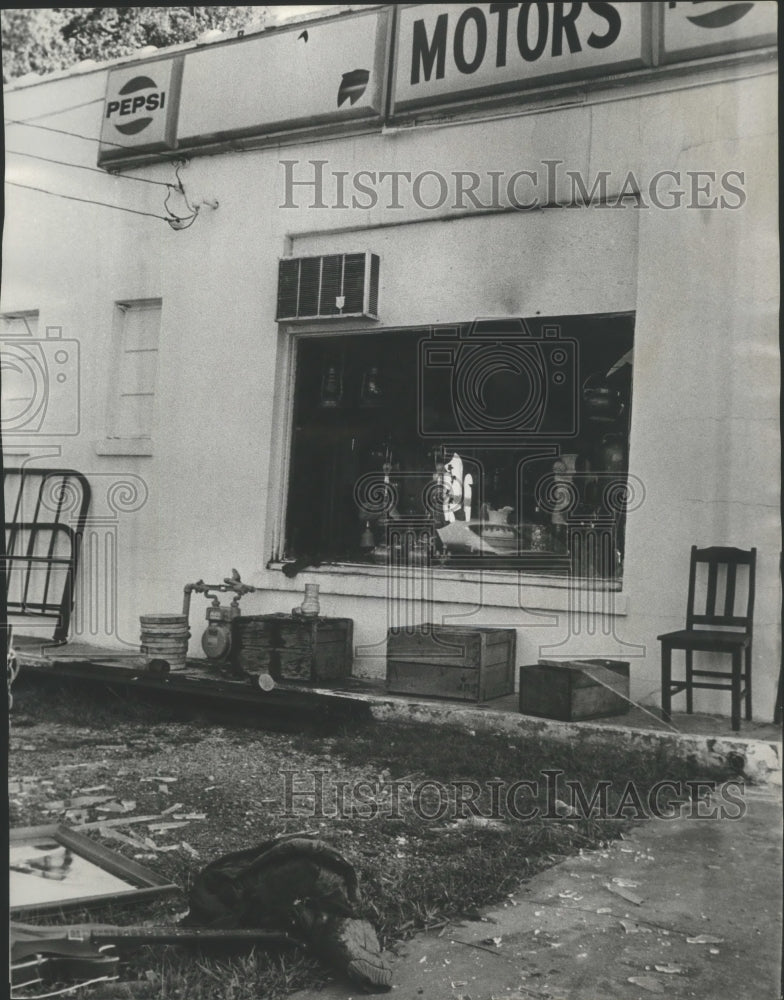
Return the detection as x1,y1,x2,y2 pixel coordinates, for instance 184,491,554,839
164,162,195,213
5,180,178,222
4,117,128,150
6,148,175,188
6,124,204,227
161,161,199,227
7,96,104,122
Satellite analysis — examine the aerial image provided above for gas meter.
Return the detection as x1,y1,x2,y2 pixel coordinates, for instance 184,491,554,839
183,570,255,666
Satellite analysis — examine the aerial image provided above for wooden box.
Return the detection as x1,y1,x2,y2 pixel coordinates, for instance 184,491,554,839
386,624,516,702
231,614,282,674
519,659,630,721
276,617,353,682
232,615,353,683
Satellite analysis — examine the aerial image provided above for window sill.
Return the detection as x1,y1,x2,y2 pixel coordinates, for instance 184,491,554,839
94,438,153,457
261,561,628,615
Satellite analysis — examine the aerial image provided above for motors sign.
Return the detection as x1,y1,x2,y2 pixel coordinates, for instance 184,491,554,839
391,3,650,113
660,1,777,63
99,57,182,164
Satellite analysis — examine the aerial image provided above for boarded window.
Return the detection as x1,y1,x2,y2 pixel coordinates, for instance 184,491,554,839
109,300,161,439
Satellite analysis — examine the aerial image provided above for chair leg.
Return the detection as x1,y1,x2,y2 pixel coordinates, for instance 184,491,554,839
661,644,672,723
731,650,741,732
745,644,752,721
685,649,693,714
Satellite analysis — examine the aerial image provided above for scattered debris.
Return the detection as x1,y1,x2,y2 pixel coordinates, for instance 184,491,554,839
628,975,665,993
451,939,503,956
72,814,166,830
97,799,137,814
654,963,684,974
445,816,509,833
63,808,90,824
604,882,643,905
70,794,115,807
54,762,106,770
686,934,724,945
98,827,152,851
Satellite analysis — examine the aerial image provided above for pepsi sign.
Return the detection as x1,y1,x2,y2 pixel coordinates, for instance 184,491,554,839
175,9,387,148
660,1,777,63
99,57,182,163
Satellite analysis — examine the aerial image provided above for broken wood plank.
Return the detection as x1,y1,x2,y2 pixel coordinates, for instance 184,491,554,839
71,813,166,830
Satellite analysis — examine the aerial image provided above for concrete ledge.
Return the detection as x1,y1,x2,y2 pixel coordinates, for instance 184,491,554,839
14,641,781,787
305,686,783,788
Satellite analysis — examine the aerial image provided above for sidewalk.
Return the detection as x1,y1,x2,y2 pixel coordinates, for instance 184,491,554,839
294,788,782,1000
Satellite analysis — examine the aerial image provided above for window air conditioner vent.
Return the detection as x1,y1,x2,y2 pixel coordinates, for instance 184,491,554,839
276,252,379,321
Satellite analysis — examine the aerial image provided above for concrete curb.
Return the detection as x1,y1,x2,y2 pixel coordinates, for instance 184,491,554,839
309,687,783,788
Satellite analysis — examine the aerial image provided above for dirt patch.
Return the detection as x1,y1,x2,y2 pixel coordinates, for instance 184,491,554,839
9,677,723,999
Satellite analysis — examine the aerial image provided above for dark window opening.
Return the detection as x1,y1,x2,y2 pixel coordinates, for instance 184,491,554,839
285,313,634,578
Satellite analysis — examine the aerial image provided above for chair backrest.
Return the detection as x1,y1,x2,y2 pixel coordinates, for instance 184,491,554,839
685,545,756,635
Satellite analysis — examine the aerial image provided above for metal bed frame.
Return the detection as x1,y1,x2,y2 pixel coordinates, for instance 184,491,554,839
4,468,91,644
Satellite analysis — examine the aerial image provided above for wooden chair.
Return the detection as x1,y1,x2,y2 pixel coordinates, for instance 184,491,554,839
658,546,756,731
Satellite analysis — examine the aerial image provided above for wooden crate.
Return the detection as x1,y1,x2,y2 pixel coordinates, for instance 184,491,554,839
519,659,630,721
386,624,516,702
231,614,283,674
277,618,353,682
232,615,353,683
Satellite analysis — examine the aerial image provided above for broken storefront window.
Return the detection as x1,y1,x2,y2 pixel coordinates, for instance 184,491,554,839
285,314,634,578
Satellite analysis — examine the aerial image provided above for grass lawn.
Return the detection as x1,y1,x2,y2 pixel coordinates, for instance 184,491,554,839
8,677,719,999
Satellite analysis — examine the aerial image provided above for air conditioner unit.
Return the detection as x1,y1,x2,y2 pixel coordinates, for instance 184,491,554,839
276,252,379,321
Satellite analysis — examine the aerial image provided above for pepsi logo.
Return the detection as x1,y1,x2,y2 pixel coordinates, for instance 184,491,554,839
670,2,756,30
337,69,370,108
106,75,166,135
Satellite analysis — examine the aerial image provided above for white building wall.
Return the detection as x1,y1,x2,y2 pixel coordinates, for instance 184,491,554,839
3,55,779,716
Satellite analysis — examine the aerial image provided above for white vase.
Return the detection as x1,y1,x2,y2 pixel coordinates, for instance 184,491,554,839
300,583,320,617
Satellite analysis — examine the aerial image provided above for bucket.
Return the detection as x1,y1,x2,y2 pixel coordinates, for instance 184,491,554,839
140,614,190,670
